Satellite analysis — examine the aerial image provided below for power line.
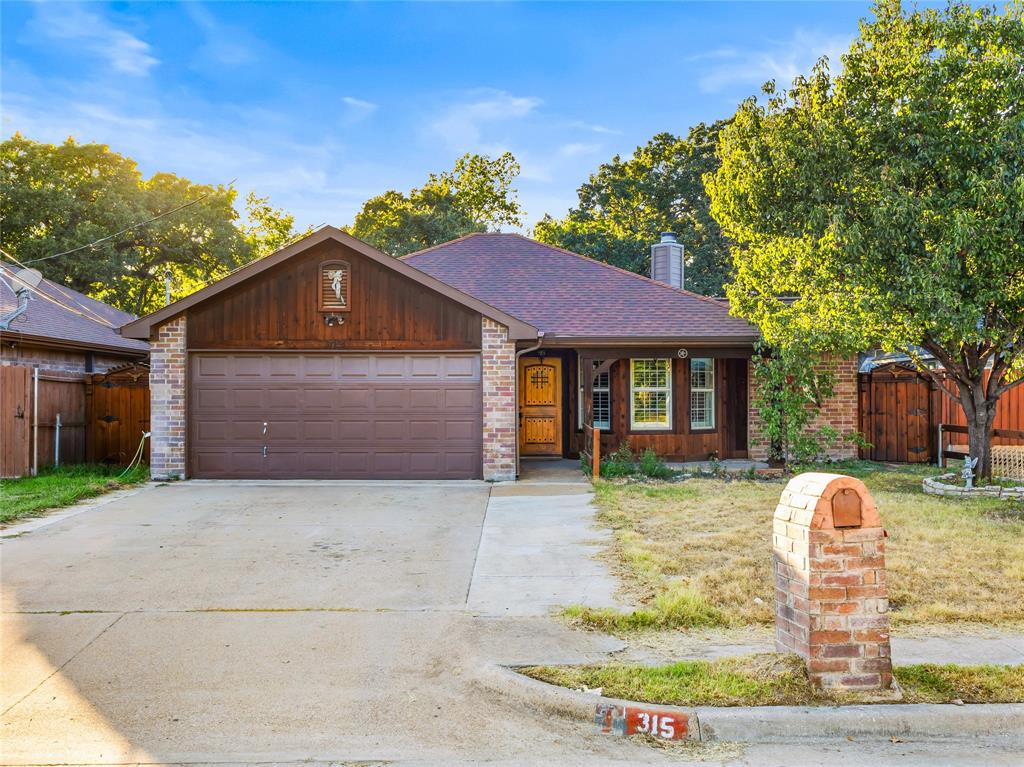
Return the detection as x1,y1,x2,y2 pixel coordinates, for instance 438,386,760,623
21,180,236,265
0,248,119,327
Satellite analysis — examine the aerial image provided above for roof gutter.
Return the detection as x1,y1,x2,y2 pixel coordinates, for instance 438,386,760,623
513,331,545,478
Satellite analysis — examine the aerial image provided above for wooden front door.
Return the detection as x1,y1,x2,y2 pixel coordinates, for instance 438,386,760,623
519,356,562,456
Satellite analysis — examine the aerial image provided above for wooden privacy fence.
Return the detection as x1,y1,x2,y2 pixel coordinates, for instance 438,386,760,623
858,362,1024,463
0,362,149,478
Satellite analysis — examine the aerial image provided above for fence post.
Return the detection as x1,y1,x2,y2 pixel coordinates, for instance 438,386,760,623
773,472,893,693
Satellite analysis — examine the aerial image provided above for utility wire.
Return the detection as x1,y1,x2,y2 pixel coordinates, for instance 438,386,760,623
0,248,121,327
22,180,236,265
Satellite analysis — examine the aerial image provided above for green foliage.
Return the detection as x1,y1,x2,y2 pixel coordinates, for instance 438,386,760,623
562,585,727,632
708,0,1024,476
242,192,312,260
599,442,638,478
535,123,734,295
750,344,842,464
0,135,303,315
349,152,524,256
0,463,147,524
639,447,673,479
523,658,1024,706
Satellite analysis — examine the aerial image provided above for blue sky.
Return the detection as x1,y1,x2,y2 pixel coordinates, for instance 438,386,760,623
2,1,875,232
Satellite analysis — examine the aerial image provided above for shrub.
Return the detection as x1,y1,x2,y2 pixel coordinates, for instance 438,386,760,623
639,448,673,479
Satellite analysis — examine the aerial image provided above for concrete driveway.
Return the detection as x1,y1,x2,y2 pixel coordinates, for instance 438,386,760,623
3,481,1016,766
0,480,645,765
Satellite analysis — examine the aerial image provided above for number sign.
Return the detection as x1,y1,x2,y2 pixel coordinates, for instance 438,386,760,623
595,703,689,740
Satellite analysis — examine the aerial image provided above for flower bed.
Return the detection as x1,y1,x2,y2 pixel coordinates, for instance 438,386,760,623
922,473,1024,499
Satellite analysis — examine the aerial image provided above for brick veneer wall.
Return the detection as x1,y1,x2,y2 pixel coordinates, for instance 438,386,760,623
749,354,860,462
481,318,516,481
773,472,892,692
150,315,187,480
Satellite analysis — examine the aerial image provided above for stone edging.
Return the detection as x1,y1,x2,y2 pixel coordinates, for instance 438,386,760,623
922,474,1024,499
473,663,1024,743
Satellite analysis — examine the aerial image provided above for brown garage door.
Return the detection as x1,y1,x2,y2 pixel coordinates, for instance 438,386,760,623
189,352,482,479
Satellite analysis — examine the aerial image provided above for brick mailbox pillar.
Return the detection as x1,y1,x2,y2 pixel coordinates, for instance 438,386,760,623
773,472,893,692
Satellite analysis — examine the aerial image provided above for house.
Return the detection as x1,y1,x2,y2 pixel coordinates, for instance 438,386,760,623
1,261,149,375
1,262,150,476
120,227,858,481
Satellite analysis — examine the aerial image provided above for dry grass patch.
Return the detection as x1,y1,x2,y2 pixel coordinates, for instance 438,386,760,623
575,461,1024,631
521,655,1024,707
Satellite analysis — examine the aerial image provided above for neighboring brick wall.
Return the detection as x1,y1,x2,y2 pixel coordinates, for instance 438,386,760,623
481,317,516,481
0,345,139,375
748,354,860,462
150,315,187,480
773,472,892,692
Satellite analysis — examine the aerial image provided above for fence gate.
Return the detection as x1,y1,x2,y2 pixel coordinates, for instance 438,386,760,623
858,364,934,463
85,363,151,466
1,365,32,478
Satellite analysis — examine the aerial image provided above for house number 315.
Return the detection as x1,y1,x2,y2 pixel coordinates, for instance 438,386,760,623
634,711,677,739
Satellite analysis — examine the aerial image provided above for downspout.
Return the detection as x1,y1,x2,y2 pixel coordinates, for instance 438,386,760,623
513,331,545,478
32,367,39,477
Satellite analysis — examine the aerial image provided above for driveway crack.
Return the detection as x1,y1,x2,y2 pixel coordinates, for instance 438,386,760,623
1,611,126,717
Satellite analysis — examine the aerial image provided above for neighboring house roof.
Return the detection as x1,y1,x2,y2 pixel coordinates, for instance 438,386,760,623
403,233,758,344
120,227,539,341
0,261,149,355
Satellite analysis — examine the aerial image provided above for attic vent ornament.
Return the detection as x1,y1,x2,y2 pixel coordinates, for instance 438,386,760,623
328,269,345,302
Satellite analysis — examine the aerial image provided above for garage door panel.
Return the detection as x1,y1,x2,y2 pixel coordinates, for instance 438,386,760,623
445,388,479,409
190,353,482,479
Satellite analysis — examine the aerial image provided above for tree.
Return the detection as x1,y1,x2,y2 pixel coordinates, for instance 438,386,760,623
242,191,312,259
1,135,304,315
707,0,1024,478
535,123,733,295
349,152,524,256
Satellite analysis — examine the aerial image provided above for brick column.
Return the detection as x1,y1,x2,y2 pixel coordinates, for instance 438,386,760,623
773,472,893,693
481,318,516,481
150,315,187,480
748,354,860,462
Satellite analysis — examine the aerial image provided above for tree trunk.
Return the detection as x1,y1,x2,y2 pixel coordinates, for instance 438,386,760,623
959,380,999,480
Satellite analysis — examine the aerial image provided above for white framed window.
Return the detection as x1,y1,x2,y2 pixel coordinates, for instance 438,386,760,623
689,358,715,430
630,359,672,430
578,359,611,430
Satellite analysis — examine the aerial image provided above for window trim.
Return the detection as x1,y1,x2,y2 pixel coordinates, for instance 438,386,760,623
578,359,612,431
629,358,673,432
689,357,716,432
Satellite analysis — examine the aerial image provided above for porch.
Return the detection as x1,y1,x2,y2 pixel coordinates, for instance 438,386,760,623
516,345,754,464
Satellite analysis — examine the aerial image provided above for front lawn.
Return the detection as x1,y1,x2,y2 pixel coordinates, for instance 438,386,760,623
0,464,148,524
569,461,1024,631
521,655,1024,707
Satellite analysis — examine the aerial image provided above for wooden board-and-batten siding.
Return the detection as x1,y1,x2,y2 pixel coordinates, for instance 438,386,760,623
566,354,749,461
186,240,483,351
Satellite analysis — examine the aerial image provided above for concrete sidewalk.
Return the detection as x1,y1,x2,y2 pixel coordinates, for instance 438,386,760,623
467,480,623,618
614,625,1024,667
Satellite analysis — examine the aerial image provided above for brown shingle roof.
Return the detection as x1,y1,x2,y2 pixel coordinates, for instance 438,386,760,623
403,233,757,343
0,262,149,354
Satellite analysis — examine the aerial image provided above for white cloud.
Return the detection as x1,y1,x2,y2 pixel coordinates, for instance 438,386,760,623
342,96,379,121
27,3,158,76
694,29,850,94
431,89,542,149
568,120,621,136
558,141,602,158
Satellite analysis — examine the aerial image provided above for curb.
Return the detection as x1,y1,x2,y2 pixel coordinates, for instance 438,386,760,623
475,663,1024,743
